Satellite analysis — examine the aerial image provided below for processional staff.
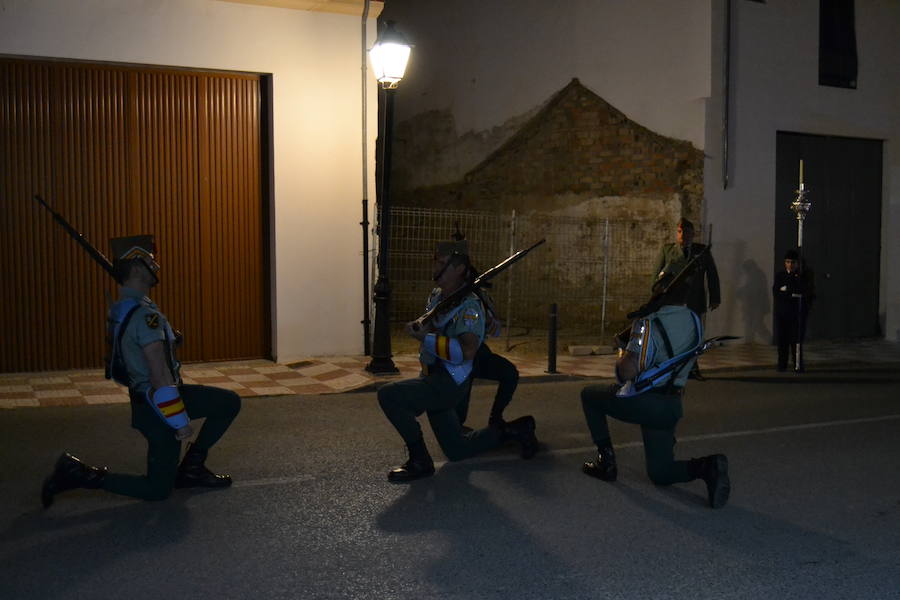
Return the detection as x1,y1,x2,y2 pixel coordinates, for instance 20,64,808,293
789,160,811,372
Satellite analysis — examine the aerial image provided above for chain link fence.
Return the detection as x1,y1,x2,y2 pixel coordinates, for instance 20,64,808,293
387,207,668,347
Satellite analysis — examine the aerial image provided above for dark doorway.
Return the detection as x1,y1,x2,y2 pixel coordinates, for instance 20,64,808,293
775,132,882,340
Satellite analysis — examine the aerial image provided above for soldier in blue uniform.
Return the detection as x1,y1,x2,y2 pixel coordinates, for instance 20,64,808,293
42,235,241,507
579,279,731,508
377,240,538,482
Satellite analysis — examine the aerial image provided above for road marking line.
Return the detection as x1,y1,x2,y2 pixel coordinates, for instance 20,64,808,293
436,413,900,466
232,414,900,481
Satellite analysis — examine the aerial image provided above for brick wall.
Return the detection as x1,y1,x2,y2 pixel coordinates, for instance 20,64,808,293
387,78,706,338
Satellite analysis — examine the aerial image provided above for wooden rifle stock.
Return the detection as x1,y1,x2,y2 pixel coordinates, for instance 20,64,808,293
411,238,546,332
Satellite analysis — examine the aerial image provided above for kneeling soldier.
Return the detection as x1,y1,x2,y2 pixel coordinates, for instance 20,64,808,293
42,235,241,506
378,240,538,482
580,279,730,508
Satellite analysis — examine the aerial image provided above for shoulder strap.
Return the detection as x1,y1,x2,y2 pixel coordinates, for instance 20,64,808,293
652,317,677,393
653,317,675,359
632,311,703,394
106,301,141,384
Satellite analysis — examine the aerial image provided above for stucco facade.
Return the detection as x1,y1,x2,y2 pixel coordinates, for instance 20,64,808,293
0,0,382,361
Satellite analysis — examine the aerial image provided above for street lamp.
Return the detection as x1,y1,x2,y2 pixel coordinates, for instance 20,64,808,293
366,21,411,374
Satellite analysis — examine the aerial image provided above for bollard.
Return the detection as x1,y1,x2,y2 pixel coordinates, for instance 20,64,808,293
547,303,558,374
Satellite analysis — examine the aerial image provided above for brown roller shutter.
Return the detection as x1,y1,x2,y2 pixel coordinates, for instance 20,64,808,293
0,57,270,372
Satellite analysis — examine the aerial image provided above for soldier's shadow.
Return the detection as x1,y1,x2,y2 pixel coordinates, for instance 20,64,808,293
0,495,191,599
611,474,855,564
376,457,591,598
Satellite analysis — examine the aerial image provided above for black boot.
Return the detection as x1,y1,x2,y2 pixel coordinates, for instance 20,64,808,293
175,443,232,488
41,452,108,508
388,438,435,483
488,413,506,430
690,454,730,508
500,416,539,459
582,446,617,482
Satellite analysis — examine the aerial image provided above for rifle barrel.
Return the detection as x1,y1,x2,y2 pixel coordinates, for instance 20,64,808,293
33,195,117,279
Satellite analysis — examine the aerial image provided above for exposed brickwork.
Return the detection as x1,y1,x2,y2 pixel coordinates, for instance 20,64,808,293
394,78,704,223
388,79,706,335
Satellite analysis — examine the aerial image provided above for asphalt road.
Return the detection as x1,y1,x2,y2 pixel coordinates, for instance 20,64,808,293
1,365,899,599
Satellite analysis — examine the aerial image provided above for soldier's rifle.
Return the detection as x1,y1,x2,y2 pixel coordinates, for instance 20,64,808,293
624,335,740,395
614,242,712,349
411,238,546,333
32,195,117,280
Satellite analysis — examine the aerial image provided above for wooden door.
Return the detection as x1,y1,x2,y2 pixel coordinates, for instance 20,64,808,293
775,132,883,340
0,58,270,372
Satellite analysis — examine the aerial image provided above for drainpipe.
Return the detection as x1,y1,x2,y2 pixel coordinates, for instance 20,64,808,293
361,0,372,354
722,0,731,189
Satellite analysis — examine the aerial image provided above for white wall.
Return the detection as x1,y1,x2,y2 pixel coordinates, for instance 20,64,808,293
381,0,711,149
0,0,380,360
703,0,900,342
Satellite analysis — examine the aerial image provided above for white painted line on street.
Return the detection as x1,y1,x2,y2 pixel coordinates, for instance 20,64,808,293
437,413,900,466
232,475,318,488
230,414,900,485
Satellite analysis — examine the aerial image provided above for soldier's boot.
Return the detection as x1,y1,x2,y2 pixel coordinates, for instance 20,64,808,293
690,454,730,509
500,415,539,459
582,446,618,482
388,438,435,483
41,452,108,508
488,412,506,430
175,443,233,488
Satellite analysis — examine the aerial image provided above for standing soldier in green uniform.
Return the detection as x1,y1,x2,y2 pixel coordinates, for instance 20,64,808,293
378,240,538,482
42,235,241,506
579,279,731,508
651,218,720,379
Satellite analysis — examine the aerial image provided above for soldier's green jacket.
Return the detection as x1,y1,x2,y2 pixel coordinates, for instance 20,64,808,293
651,242,720,315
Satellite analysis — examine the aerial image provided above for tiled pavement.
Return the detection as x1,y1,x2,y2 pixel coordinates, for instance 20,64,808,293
2,340,899,409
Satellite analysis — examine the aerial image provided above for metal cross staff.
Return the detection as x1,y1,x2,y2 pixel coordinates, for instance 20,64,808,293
789,160,811,372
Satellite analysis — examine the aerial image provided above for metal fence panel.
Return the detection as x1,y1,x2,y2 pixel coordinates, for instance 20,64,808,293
388,207,667,341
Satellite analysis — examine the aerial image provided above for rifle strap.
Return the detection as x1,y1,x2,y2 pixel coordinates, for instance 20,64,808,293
653,318,678,394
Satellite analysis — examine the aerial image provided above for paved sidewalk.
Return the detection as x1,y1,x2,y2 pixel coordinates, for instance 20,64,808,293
2,340,899,409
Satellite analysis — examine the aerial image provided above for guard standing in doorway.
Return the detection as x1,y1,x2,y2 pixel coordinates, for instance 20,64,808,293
773,249,815,371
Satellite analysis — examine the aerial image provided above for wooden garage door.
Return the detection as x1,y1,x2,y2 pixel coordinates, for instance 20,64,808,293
1,57,270,372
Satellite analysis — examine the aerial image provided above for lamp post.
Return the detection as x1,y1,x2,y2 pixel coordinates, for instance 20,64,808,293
366,21,411,374
789,159,811,372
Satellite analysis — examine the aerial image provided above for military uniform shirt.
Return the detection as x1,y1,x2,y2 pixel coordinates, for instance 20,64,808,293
419,289,485,384
626,305,701,389
116,286,181,394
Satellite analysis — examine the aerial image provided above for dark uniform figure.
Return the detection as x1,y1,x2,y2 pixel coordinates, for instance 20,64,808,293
651,218,720,379
580,281,731,509
42,235,241,507
773,249,815,371
377,241,538,482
